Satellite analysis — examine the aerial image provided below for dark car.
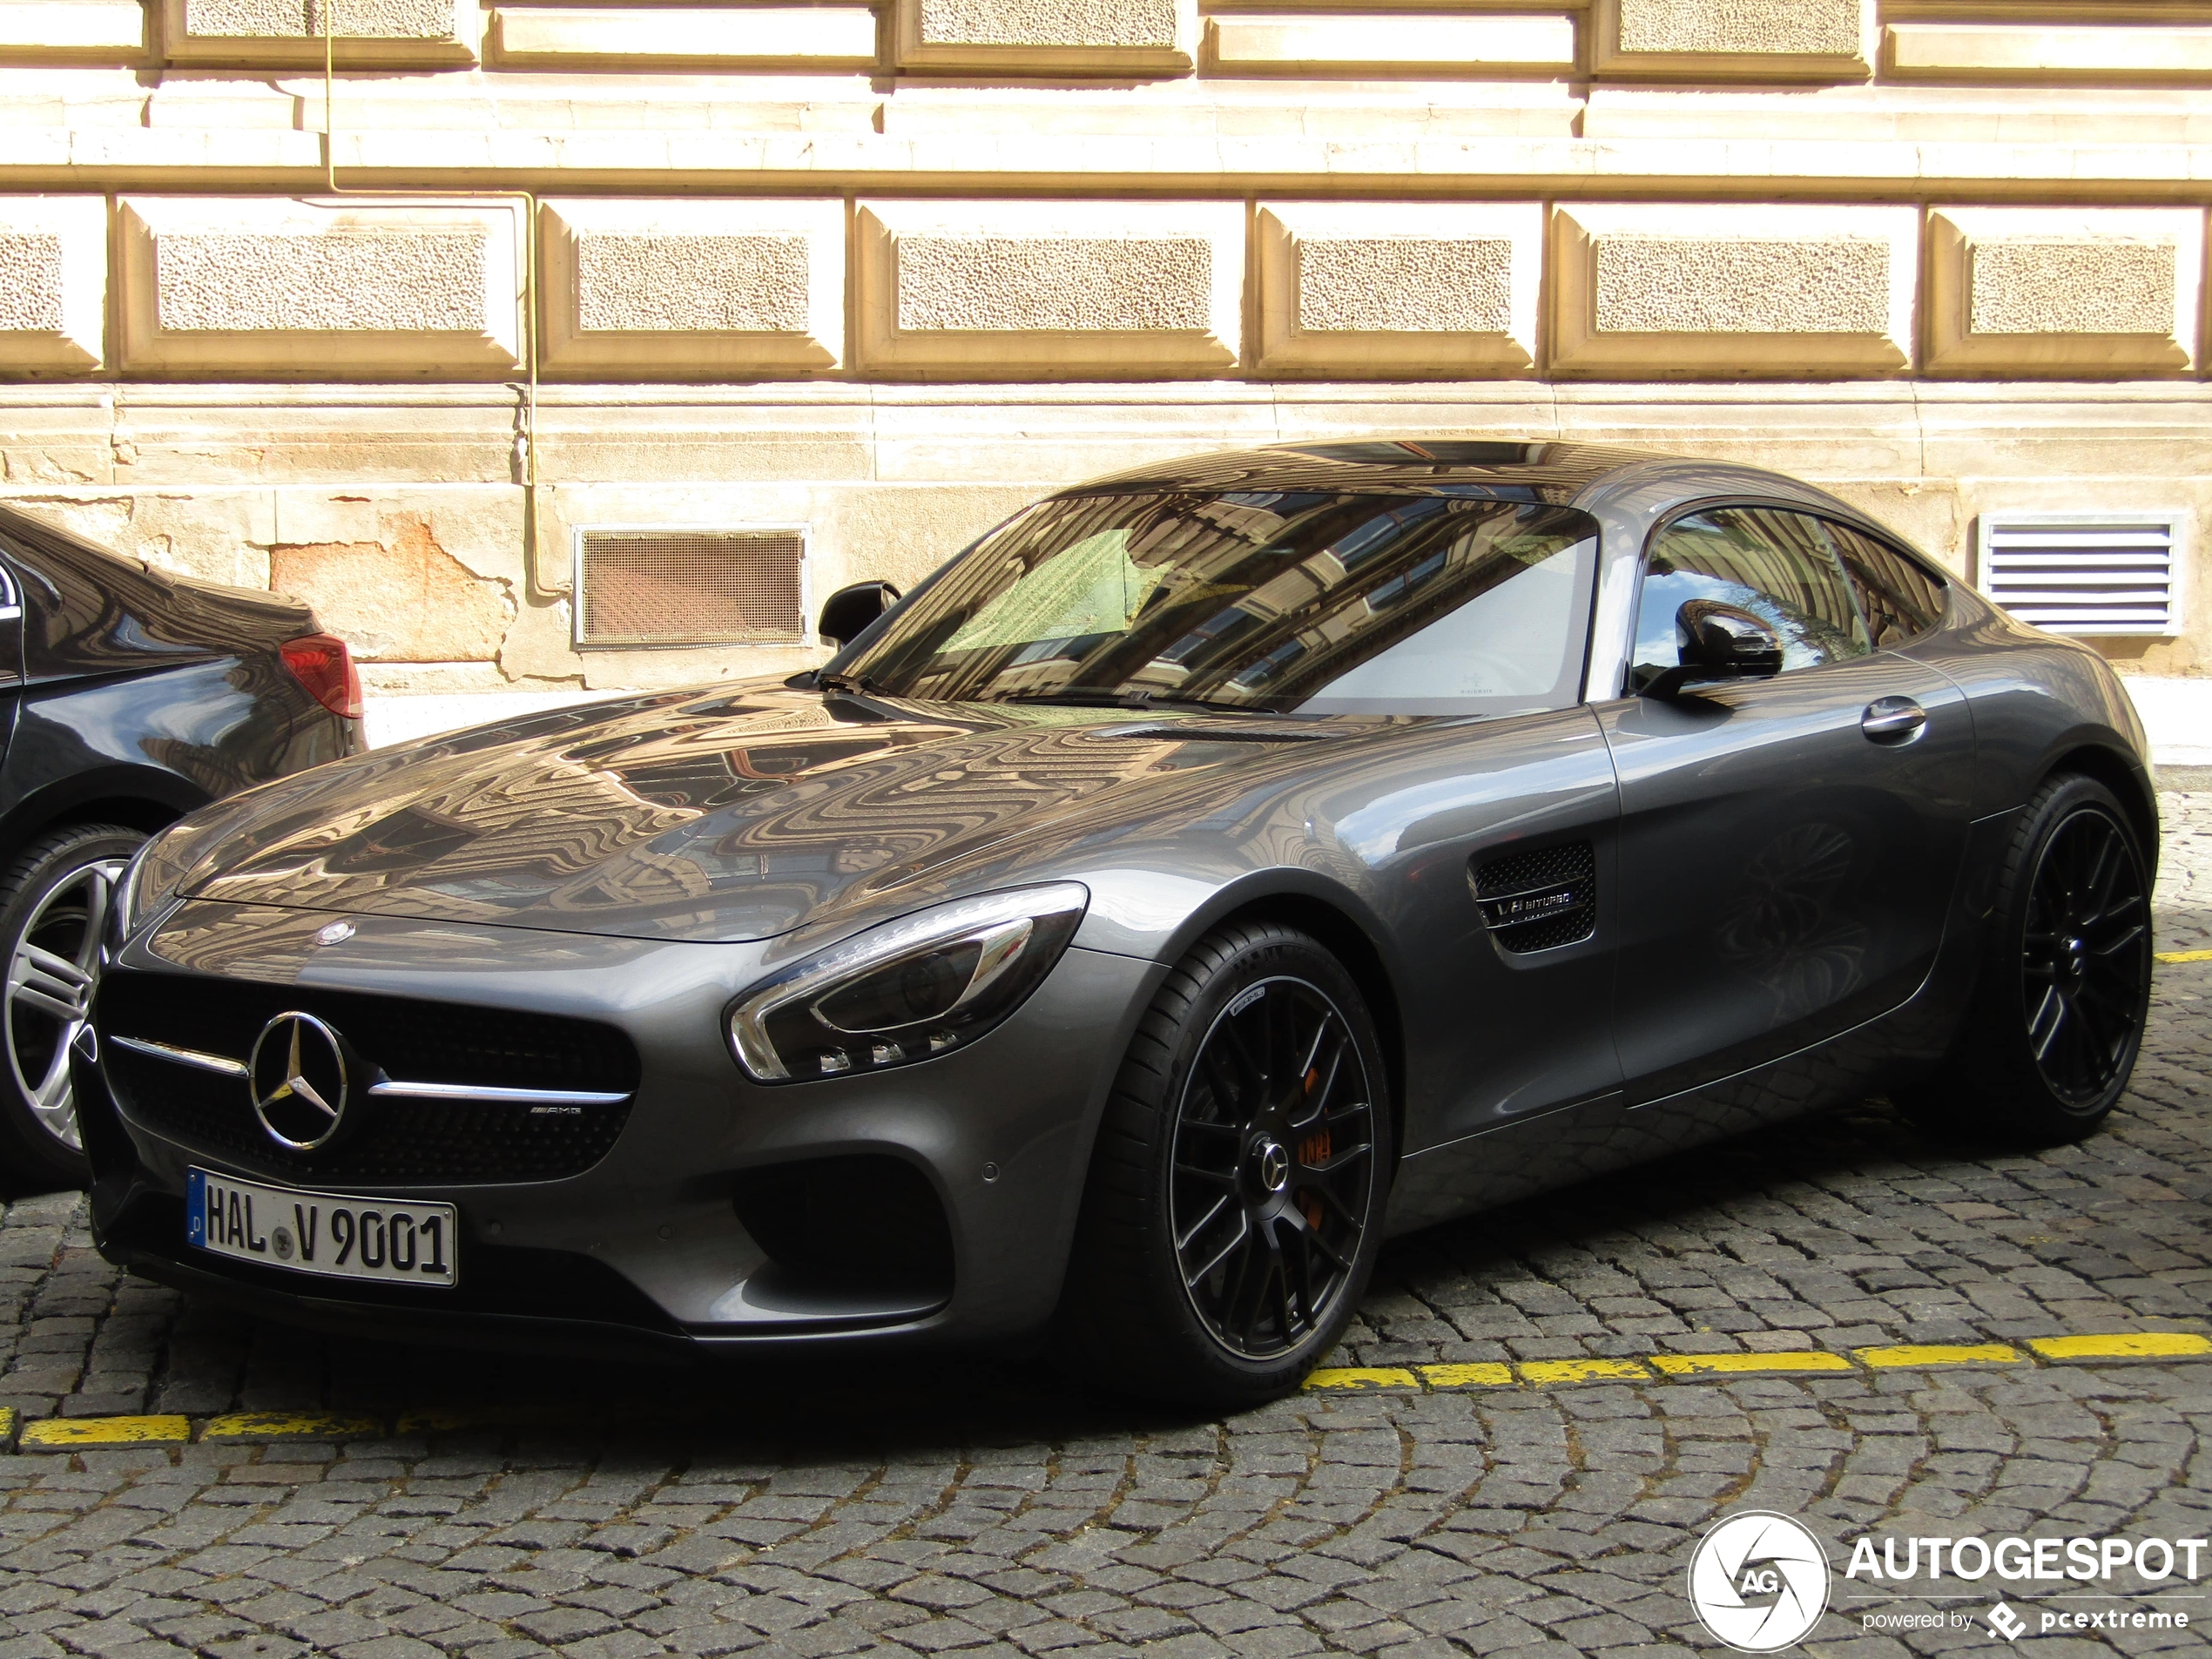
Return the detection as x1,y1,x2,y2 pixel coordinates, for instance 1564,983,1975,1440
82,442,2155,1404
0,505,361,1189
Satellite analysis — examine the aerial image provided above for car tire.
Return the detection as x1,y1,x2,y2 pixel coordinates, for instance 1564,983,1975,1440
1056,921,1394,1407
1902,773,2152,1148
0,824,145,1192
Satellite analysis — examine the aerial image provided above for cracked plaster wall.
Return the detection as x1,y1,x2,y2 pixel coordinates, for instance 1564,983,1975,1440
270,517,511,661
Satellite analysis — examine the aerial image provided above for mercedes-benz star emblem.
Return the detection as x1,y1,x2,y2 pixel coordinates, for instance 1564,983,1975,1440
248,1012,351,1151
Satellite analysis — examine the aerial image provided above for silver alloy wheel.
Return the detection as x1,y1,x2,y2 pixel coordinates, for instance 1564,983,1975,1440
4,858,125,1150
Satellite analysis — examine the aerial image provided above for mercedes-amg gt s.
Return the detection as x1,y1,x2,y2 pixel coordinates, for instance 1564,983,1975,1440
81,442,2155,1403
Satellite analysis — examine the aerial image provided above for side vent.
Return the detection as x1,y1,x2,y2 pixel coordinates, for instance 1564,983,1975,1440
1471,841,1596,954
1977,514,2180,637
575,528,806,648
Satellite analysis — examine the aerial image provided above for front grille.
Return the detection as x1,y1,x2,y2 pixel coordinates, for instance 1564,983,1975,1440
95,972,639,1187
1472,840,1597,954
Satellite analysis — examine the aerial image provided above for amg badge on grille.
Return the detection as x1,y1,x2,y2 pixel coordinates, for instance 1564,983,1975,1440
1470,841,1597,954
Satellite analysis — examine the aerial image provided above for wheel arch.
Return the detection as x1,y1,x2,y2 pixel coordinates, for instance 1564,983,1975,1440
1197,888,1410,1170
0,767,204,866
2042,741,2158,867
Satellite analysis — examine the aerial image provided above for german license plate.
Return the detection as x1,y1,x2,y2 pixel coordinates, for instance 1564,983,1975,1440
186,1169,458,1288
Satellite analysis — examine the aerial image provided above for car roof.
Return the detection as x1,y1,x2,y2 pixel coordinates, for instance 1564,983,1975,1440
1065,440,1656,504
1058,438,1868,517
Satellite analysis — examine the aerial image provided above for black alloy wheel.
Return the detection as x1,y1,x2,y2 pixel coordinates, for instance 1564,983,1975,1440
2020,802,2149,1106
1901,772,2151,1147
1170,976,1374,1360
1056,921,1393,1406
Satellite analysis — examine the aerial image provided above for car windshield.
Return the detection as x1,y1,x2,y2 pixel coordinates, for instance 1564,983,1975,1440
841,490,1601,716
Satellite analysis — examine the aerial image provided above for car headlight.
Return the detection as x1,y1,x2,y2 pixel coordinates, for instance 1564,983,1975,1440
726,882,1089,1082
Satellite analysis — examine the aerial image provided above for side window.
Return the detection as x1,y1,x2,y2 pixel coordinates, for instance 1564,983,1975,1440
1630,506,1871,689
1824,521,1947,647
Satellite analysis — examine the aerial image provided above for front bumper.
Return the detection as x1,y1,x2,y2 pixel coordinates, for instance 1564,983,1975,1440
84,900,1163,1358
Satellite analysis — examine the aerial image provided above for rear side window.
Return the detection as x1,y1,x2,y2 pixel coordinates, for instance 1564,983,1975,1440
1824,521,1948,646
1631,506,1871,688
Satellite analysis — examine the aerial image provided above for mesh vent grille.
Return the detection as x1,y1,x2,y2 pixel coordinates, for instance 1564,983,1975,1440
1980,517,2175,637
578,530,805,647
1472,841,1596,954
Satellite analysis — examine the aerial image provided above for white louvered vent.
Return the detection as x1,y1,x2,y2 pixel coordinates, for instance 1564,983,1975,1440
1977,515,2182,637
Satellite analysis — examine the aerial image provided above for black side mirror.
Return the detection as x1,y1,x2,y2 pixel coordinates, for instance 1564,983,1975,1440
1640,600,1784,699
817,581,902,649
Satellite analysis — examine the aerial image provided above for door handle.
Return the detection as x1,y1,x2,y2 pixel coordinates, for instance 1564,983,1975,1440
1861,696,1927,744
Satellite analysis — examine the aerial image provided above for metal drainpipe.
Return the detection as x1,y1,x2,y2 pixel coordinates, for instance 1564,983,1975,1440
314,7,568,599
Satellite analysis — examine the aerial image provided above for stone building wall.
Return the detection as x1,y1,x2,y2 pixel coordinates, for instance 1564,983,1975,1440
2,0,2210,699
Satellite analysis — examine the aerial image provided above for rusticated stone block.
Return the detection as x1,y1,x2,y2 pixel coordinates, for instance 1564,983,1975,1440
855,200,1242,377
540,199,844,377
491,7,876,69
119,197,523,376
0,0,145,60
1887,23,2212,84
1551,203,1916,377
896,0,1193,74
1257,203,1541,376
1928,208,2202,376
0,198,106,373
1594,0,1871,79
163,0,478,64
1209,13,1574,75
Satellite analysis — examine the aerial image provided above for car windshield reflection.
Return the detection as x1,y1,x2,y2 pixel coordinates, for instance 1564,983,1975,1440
844,491,1601,718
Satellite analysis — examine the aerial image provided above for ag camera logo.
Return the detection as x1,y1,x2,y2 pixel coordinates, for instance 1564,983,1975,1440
1689,1512,1831,1652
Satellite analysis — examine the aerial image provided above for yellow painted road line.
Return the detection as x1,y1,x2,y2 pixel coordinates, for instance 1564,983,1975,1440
20,1414,191,1451
1855,1342,2023,1369
1649,1351,1853,1378
2155,948,2212,963
19,1332,2212,1447
201,1411,382,1441
2030,1332,2212,1362
1416,1362,1515,1388
1518,1358,1650,1386
1304,1366,1421,1392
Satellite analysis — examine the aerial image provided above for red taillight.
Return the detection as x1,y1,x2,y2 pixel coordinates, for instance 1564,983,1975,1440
280,633,363,721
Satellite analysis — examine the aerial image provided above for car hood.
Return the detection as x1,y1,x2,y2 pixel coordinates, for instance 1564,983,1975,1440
172,683,1360,944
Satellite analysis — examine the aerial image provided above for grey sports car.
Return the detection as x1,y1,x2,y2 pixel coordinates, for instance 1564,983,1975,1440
80,442,2156,1404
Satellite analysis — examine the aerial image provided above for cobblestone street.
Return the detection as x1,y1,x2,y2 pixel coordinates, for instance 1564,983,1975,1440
0,792,2202,1658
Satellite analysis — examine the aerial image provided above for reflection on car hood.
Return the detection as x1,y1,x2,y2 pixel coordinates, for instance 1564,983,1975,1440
179,684,1359,943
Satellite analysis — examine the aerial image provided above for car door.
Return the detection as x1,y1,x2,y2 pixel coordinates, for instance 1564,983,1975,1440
1595,503,1975,1118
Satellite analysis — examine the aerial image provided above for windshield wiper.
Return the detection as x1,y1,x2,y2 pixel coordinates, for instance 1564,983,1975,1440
817,671,877,697
1003,688,1278,715
1141,691,1279,715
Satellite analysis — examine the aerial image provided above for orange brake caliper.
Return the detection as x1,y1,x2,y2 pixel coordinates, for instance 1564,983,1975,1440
1296,1066,1329,1230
